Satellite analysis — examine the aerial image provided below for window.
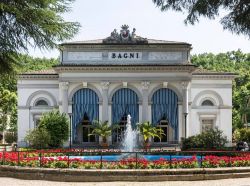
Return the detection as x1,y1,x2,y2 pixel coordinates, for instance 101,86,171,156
82,113,96,143
154,115,169,143
201,100,214,106
113,114,127,143
202,119,213,132
35,100,48,107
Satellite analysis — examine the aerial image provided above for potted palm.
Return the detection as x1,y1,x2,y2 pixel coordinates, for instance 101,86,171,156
89,120,119,147
138,121,165,149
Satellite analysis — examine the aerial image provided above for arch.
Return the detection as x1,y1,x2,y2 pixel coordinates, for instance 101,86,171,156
72,88,100,142
69,84,103,104
34,99,49,107
151,88,179,140
111,88,139,127
26,90,57,107
201,99,214,106
109,85,142,103
193,90,223,107
148,84,182,102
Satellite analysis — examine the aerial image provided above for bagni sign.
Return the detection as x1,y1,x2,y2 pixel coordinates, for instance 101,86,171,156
108,52,142,60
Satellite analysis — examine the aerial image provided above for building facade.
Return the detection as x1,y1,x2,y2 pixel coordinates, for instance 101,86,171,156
17,25,234,147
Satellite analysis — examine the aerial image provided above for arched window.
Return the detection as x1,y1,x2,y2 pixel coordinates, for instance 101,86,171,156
201,100,214,106
111,88,139,144
35,99,48,107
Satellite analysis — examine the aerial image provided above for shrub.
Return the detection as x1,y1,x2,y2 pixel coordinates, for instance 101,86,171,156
4,132,17,144
25,128,51,148
182,127,228,150
39,110,69,147
233,128,250,142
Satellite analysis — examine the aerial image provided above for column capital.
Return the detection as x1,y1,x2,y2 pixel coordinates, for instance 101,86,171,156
101,81,110,90
59,82,69,90
141,81,150,90
182,81,189,90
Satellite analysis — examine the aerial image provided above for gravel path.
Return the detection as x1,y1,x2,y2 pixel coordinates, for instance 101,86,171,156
0,177,250,186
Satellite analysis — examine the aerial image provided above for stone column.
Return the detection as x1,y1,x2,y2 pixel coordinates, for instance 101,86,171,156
182,81,189,138
59,82,69,114
141,81,150,122
101,81,110,122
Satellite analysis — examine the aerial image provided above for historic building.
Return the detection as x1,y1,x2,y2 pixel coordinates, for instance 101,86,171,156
17,25,235,147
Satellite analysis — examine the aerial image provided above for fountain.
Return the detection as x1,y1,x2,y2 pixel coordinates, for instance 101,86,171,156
122,114,138,152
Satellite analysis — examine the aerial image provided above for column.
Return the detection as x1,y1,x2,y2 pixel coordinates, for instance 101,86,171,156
141,81,150,122
101,81,110,122
59,82,69,114
182,81,189,138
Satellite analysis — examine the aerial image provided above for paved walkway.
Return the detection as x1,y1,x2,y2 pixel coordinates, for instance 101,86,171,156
0,177,250,186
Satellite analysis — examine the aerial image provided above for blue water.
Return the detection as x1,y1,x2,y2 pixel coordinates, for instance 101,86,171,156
70,155,199,161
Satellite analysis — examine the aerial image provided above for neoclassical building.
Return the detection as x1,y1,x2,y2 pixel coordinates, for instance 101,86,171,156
17,25,234,147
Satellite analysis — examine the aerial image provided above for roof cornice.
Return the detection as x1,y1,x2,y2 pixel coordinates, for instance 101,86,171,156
53,65,197,73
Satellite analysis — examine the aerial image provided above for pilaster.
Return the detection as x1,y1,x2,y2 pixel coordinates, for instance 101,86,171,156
141,81,150,122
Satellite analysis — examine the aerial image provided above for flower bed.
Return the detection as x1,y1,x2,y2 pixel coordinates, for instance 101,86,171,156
0,149,250,169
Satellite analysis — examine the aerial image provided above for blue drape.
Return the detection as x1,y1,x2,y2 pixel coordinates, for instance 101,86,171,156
72,89,99,141
151,88,178,140
112,88,139,128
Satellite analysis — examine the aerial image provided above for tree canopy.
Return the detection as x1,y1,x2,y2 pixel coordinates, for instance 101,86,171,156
0,0,80,73
152,0,250,38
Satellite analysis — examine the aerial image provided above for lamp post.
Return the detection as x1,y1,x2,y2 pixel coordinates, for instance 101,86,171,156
184,113,188,138
68,113,72,149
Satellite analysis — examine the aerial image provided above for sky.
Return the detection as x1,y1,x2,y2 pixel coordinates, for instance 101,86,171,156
29,0,250,58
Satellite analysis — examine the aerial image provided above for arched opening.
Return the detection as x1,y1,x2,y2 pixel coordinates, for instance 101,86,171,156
35,99,49,107
201,100,214,106
151,88,178,142
72,88,99,144
111,88,139,144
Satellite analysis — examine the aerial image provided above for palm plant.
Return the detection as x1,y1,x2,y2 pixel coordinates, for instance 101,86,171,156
89,120,119,145
138,121,165,144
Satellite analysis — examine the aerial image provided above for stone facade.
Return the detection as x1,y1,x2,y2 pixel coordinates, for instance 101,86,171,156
17,26,235,147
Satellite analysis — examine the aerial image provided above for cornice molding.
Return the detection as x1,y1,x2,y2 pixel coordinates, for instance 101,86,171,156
19,74,58,80
54,65,196,73
192,74,235,80
62,45,191,51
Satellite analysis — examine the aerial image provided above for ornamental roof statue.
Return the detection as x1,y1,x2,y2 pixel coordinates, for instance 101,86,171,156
103,25,148,44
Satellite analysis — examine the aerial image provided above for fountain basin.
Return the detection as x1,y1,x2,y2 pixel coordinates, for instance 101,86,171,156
69,155,200,161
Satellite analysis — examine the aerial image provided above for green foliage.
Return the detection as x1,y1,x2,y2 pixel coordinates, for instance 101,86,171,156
0,88,17,132
233,128,250,143
0,0,80,73
0,55,59,134
138,121,165,143
152,0,250,38
89,121,119,143
38,110,69,147
181,127,228,150
25,128,51,148
4,132,17,144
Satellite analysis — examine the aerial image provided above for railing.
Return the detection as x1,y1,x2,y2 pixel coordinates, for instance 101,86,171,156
0,149,248,169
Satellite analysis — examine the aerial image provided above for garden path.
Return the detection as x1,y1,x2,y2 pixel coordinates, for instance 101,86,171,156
0,177,250,186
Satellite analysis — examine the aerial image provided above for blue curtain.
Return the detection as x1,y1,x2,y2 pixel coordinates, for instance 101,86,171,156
72,89,99,141
151,88,178,140
112,88,139,128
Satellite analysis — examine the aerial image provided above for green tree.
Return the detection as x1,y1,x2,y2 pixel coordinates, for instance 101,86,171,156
0,0,80,73
25,128,51,149
152,0,250,38
89,121,119,145
0,88,17,132
38,110,69,147
138,121,165,143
